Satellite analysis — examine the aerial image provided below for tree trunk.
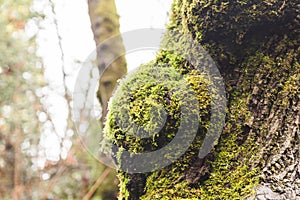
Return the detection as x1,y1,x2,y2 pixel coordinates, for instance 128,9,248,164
88,0,127,199
88,0,127,122
104,0,299,199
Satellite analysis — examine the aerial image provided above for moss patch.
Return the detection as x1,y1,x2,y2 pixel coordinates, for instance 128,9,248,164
103,0,300,199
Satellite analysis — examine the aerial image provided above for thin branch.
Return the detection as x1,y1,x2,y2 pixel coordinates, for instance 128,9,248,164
38,4,71,199
12,127,23,200
81,167,112,200
49,0,66,82
40,164,67,200
48,0,73,124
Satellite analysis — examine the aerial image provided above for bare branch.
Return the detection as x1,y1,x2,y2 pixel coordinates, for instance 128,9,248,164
81,167,112,200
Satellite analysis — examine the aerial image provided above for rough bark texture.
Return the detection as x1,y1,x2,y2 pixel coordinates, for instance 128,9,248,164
104,0,299,199
88,0,127,122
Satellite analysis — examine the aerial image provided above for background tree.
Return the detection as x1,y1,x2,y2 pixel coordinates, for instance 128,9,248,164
0,0,120,199
34,0,121,199
104,0,300,199
88,0,127,122
86,0,128,198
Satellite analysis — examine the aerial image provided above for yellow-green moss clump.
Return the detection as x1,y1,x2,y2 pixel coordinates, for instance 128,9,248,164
103,0,300,199
103,57,212,199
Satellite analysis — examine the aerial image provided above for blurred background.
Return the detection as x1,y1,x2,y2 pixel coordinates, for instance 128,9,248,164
0,0,171,199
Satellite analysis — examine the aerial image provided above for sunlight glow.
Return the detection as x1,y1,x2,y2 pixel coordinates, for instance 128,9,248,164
34,0,172,166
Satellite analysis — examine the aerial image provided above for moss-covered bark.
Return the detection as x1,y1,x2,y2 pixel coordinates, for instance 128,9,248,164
104,0,299,199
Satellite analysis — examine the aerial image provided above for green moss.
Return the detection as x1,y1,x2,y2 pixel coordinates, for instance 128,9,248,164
105,61,207,152
281,67,300,98
137,38,298,199
104,58,211,199
118,172,130,200
140,74,258,199
103,0,299,199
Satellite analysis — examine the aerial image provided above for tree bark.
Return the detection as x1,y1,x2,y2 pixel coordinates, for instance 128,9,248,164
104,0,299,199
88,0,127,122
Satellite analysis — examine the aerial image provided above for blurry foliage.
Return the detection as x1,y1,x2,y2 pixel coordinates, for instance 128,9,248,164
0,0,45,198
0,0,118,199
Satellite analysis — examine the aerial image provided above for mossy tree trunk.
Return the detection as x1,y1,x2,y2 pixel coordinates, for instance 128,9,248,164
104,0,299,199
88,0,127,122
